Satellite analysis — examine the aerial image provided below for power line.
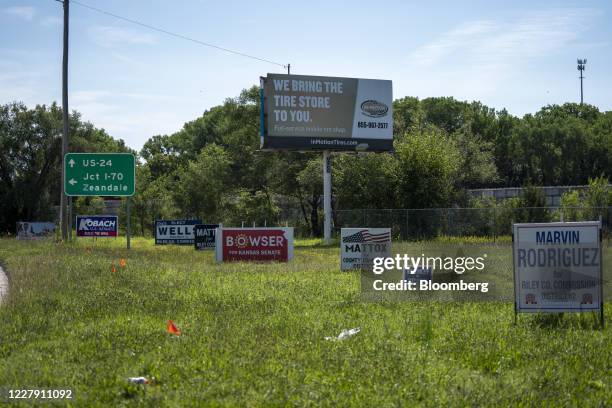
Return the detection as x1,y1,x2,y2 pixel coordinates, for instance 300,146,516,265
67,0,287,69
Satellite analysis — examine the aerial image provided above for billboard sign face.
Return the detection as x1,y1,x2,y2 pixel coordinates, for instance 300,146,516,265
194,224,220,250
513,222,602,313
215,227,294,262
260,74,393,151
16,222,56,240
155,220,202,245
64,153,135,196
76,215,118,237
341,228,391,270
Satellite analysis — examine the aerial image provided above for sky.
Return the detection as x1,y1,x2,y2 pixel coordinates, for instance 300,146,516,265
1,0,611,150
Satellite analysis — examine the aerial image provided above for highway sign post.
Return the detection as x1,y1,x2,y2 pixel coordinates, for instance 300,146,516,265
64,153,135,249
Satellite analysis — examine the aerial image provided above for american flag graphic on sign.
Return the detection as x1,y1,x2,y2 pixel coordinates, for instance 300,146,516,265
342,229,391,243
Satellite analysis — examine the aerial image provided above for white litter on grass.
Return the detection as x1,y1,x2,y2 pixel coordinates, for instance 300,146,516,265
128,377,149,384
325,327,361,341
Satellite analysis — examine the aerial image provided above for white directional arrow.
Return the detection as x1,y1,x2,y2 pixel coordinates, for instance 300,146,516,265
68,178,77,186
68,159,75,168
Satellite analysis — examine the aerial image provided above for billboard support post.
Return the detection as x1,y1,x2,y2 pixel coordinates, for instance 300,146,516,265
323,150,332,244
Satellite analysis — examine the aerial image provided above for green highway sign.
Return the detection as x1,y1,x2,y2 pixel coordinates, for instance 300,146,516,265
64,153,135,196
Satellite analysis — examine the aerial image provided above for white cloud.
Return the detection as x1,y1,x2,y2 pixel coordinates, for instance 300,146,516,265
69,89,204,147
88,25,158,48
400,7,602,107
40,16,61,28
3,6,35,21
408,8,599,68
409,21,496,66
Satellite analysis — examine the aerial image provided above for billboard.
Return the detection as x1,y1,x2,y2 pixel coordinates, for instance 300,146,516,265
215,227,294,262
194,224,220,250
76,215,118,237
260,73,393,151
155,220,202,245
341,228,391,270
16,222,56,240
513,222,602,313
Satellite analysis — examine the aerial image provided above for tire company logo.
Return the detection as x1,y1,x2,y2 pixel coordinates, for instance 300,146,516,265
360,100,389,118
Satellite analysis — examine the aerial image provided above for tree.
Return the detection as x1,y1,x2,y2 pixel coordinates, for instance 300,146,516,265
174,144,232,222
334,152,396,209
452,125,499,189
296,158,324,236
393,128,462,209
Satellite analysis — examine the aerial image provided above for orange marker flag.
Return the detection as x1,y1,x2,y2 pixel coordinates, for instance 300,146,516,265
166,320,181,336
119,259,127,268
111,263,117,273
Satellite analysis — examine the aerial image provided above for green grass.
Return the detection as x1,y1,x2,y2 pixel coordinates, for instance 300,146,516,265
0,237,610,407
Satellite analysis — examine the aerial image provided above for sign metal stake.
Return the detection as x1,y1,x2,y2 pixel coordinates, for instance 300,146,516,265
68,196,73,242
126,198,131,250
599,218,604,329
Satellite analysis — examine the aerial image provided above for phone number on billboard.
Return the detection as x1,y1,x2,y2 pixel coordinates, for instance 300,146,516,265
357,122,388,129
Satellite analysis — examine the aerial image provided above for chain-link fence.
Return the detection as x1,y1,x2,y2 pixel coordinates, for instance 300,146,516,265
335,207,612,242
55,200,612,243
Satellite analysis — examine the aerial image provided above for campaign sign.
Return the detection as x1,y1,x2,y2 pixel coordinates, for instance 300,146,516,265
215,227,294,262
194,224,220,250
76,215,118,237
16,222,55,240
403,266,433,284
341,228,391,271
513,222,602,313
155,219,202,245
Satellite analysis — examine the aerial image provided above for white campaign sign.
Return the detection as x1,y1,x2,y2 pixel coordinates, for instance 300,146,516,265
341,228,391,271
513,222,602,313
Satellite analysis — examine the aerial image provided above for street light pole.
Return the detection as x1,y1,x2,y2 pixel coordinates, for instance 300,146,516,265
577,58,586,105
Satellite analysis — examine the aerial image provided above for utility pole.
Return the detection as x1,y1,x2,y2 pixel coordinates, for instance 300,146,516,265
577,58,586,105
59,0,70,241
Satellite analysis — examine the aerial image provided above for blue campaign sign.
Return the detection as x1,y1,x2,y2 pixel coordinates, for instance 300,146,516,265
403,266,433,283
194,224,220,250
76,215,118,237
155,219,202,245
